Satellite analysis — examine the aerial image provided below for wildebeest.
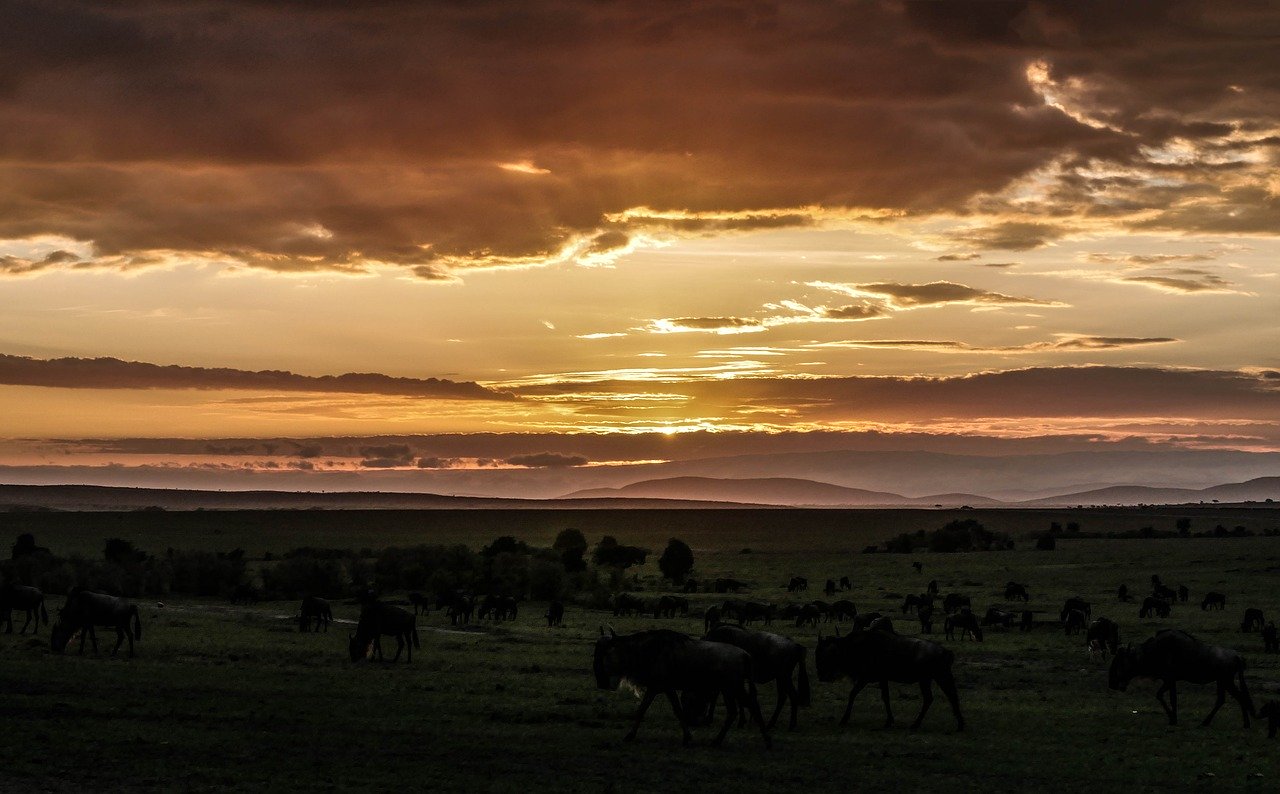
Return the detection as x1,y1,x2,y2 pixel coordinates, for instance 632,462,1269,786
850,611,886,632
944,611,983,642
738,601,775,626
438,590,474,625
831,600,857,622
1153,583,1177,602
613,593,645,617
823,579,838,597
786,576,808,593
1139,596,1171,619
1108,629,1253,728
806,600,832,622
926,579,939,596
1201,592,1226,611
1062,609,1087,636
795,604,822,628
349,601,419,663
814,625,964,731
918,606,935,634
546,600,565,627
1264,622,1279,653
942,593,970,614
655,595,689,618
912,561,923,573
981,607,1016,629
50,590,142,658
1004,582,1029,602
593,627,771,748
1241,608,1265,633
298,595,332,632
839,576,852,591
1177,584,1189,603
1118,584,1131,602
407,592,430,616
704,625,810,730
1019,610,1034,632
714,578,747,594
901,594,932,614
704,606,723,633
1086,617,1120,657
478,594,519,621
1,583,48,634
1260,701,1280,738
1060,597,1091,622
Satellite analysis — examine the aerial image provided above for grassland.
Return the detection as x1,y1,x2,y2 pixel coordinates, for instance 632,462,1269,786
2,507,1280,792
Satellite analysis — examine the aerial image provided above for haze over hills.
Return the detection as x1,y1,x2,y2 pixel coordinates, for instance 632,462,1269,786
563,477,999,507
1021,476,1280,507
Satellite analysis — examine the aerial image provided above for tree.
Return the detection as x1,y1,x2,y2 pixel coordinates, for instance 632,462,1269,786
592,536,648,569
11,533,38,559
553,528,588,572
104,537,146,565
480,536,529,559
1176,517,1192,536
658,538,694,583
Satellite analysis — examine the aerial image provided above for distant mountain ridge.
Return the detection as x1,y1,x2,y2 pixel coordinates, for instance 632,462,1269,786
563,476,998,506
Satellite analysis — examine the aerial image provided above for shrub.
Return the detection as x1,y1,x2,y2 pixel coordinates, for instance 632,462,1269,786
658,538,694,584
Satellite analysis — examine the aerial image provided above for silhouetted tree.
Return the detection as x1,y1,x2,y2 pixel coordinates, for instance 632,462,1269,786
553,528,588,572
592,536,648,569
11,533,38,559
104,538,146,565
658,538,694,583
1176,517,1192,536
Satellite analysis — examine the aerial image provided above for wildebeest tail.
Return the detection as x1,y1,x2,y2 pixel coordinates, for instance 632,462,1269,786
412,627,421,649
1238,660,1255,717
796,646,811,707
131,605,142,640
40,597,49,625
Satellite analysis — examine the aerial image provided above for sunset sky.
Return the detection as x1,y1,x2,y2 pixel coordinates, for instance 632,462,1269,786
2,1,1279,495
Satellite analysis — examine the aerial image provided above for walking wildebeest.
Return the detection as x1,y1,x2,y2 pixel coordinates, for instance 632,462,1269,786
546,600,565,627
786,576,808,593
831,600,857,622
593,627,771,748
942,593,970,614
1260,701,1280,738
839,576,852,591
1177,584,1189,603
1062,609,1087,636
981,607,1016,629
656,595,689,618
1086,617,1120,657
1004,582,1029,602
1202,592,1226,611
349,601,419,663
1,583,48,634
1118,584,1131,602
918,606,935,634
704,625,810,730
714,578,746,594
1109,629,1253,728
50,590,142,658
1264,622,1279,653
407,592,430,616
1060,598,1091,622
823,579,838,597
613,593,645,617
298,595,332,632
944,611,983,642
1139,596,1171,619
1241,608,1265,633
815,625,964,731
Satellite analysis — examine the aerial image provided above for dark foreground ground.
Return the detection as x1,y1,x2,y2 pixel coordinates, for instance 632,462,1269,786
2,508,1280,791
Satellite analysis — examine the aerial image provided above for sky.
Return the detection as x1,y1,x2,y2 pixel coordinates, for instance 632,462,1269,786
2,1,1280,494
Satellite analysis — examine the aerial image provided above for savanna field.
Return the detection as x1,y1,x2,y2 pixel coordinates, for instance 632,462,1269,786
3,507,1280,792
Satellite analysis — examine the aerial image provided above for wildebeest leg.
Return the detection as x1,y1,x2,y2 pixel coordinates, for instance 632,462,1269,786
663,690,693,746
20,609,33,635
742,680,771,749
1222,678,1251,728
77,625,89,655
765,678,788,730
909,680,934,730
840,679,869,725
112,625,125,656
1155,681,1177,725
624,689,660,742
391,634,405,662
879,680,894,727
711,688,738,746
1202,681,1229,727
935,669,964,731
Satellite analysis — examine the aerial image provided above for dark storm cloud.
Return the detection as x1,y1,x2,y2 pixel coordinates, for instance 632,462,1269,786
504,452,589,468
0,353,512,400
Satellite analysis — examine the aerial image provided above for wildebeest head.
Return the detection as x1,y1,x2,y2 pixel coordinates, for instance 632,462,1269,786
593,626,621,690
1108,646,1137,690
348,631,372,662
814,634,843,682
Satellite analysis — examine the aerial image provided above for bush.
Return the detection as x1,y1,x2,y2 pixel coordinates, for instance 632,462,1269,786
593,536,649,569
658,538,694,584
553,528,588,572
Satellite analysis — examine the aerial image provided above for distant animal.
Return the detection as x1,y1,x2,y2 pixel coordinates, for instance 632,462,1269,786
613,593,645,617
1240,608,1265,633
655,595,690,618
1,584,48,635
1004,582,1029,602
682,579,699,594
1153,583,1177,602
704,606,723,633
1086,617,1120,657
1108,629,1253,728
839,576,852,591
546,600,565,627
1260,701,1280,738
1062,609,1087,636
479,594,519,621
806,600,832,622
1264,622,1279,653
348,601,419,663
814,625,964,731
1150,574,1163,588
981,607,1016,629
786,576,808,593
1201,592,1226,611
50,590,142,658
902,594,928,614
1117,584,1131,602
407,592,430,616
942,594,971,614
831,600,857,622
918,606,935,634
593,627,770,748
926,579,939,596
1177,584,1189,603
298,595,332,632
795,604,822,628
1060,598,1091,622
944,611,983,642
704,625,811,731
912,562,924,574
1019,610,1034,632
823,579,838,597
438,590,474,625
1139,596,1171,619
714,578,747,594
229,583,258,605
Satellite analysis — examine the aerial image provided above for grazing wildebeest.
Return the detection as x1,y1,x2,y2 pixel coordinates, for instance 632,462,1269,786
298,595,332,632
613,593,645,617
655,595,690,618
349,601,419,663
704,606,723,633
1264,622,1279,653
926,579,939,596
814,625,964,731
918,606,935,635
1118,584,1131,602
912,562,923,573
50,590,142,658
1019,610,1034,632
682,579,699,594
806,600,832,622
1060,597,1091,622
1202,592,1226,611
944,611,983,642
714,578,746,594
902,594,932,614
942,593,970,615
981,607,1016,629
1140,596,1172,619
795,604,822,628
593,627,771,748
831,600,857,622
1004,582,1029,602
1109,629,1253,728
1086,617,1120,657
438,590,474,625
839,576,852,591
229,583,258,605
1153,583,1177,602
1260,701,1280,738
407,592,430,616
850,611,885,632
823,579,838,597
786,576,808,593
704,625,810,731
1062,609,1087,636
546,600,565,627
1,584,48,634
1241,609,1265,633
739,601,775,627
1177,584,1189,604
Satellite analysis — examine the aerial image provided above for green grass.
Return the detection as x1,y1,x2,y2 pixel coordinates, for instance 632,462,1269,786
3,510,1280,791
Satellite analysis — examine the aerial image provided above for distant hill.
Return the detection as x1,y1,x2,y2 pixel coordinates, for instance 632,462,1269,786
1027,476,1280,506
563,476,999,506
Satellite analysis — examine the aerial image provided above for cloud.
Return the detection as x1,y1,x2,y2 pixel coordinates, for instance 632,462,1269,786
809,281,1063,309
819,304,890,321
945,222,1073,251
936,253,981,261
504,452,589,468
1119,273,1240,294
416,456,460,469
0,353,512,400
809,334,1177,353
645,317,766,335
